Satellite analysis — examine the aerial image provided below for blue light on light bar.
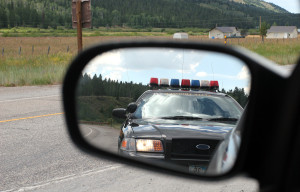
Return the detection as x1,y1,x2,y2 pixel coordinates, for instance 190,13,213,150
170,79,180,88
191,80,200,89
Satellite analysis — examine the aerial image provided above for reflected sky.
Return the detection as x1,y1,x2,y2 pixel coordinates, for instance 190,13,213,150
83,48,251,93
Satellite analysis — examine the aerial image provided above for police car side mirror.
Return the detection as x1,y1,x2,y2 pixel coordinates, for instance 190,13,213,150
112,108,127,119
63,40,290,181
127,103,137,113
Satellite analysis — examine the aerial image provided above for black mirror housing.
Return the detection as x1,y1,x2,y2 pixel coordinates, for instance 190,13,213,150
126,102,137,113
112,108,127,119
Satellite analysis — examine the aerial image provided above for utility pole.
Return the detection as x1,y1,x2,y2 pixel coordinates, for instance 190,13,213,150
76,0,83,53
259,16,261,30
72,0,91,53
259,16,264,42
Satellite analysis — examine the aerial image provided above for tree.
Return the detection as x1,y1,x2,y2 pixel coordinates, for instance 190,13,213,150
225,87,248,107
0,6,8,28
260,21,270,42
241,29,248,36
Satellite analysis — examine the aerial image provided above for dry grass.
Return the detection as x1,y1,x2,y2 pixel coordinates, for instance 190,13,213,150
0,36,299,86
226,37,300,65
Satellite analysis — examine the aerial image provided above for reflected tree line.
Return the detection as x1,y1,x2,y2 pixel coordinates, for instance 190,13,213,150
77,73,149,101
220,88,248,108
77,73,248,124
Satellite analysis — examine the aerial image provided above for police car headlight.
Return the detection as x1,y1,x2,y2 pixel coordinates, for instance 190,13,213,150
136,139,164,152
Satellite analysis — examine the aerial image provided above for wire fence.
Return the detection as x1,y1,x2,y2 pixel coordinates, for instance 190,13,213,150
1,45,72,57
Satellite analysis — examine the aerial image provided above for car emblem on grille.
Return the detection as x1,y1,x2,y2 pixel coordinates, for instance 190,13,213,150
196,144,210,150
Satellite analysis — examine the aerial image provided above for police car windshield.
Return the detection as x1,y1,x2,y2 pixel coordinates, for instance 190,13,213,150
133,92,242,121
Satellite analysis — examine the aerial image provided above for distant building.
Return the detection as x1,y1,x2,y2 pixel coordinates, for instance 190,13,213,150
266,26,298,39
209,27,241,39
173,33,189,39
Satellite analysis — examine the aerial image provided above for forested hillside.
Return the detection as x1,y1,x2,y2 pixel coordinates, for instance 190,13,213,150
0,0,299,29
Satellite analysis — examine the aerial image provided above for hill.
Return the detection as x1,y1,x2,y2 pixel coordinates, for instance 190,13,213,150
77,96,133,123
0,0,299,29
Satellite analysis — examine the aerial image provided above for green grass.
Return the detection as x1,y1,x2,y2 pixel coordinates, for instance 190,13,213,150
0,53,72,86
0,27,211,37
247,43,299,65
0,27,77,37
228,38,300,65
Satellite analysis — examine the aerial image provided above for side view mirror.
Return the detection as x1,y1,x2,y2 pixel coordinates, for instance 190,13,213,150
126,103,137,113
112,108,127,119
63,40,290,182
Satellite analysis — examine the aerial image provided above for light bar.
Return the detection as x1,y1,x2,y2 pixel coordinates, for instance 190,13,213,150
170,79,180,89
160,78,169,87
181,79,190,89
191,80,200,90
210,81,219,90
150,77,158,87
150,78,219,92
200,80,210,90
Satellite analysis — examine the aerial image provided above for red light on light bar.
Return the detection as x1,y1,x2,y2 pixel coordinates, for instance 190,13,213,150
181,79,190,89
210,81,219,90
150,78,158,87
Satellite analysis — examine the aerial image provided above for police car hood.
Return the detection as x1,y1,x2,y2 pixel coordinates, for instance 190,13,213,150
130,119,235,140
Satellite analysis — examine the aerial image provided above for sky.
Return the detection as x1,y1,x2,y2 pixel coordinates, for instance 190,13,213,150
83,48,251,93
266,0,300,13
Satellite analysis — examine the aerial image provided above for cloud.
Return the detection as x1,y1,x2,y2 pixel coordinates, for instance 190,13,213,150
83,51,124,77
237,66,250,80
190,63,199,71
177,62,200,74
196,72,208,77
244,84,251,95
104,71,122,81
83,48,207,78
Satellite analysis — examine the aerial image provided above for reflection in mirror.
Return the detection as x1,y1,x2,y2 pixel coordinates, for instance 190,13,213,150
76,47,251,176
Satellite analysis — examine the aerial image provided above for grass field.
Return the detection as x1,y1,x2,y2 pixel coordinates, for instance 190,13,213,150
0,27,211,37
0,35,299,86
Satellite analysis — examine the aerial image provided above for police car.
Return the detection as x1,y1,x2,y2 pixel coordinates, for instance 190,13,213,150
112,78,243,175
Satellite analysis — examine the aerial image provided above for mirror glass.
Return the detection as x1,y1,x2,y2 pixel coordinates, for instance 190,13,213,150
76,47,251,176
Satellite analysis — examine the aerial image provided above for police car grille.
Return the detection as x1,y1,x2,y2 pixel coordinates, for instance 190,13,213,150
171,139,220,160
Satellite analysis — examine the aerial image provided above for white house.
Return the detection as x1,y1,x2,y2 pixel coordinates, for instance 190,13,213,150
173,33,189,39
266,26,298,39
209,27,241,39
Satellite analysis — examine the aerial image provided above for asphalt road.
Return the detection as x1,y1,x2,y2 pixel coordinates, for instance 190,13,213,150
0,85,259,192
80,124,120,154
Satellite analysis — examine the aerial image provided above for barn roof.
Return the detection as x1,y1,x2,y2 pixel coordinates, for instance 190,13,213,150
213,27,237,33
267,26,297,33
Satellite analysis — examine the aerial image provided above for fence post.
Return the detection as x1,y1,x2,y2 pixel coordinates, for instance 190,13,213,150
2,48,4,56
67,45,69,53
47,46,50,56
19,47,22,55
